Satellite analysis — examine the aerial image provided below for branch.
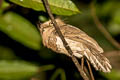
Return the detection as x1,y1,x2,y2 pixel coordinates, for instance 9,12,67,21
104,50,120,70
81,58,94,80
90,2,120,50
104,50,120,57
0,0,3,8
41,0,89,80
86,60,95,80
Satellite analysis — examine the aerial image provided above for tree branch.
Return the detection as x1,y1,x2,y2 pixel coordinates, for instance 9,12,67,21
86,60,95,80
41,0,89,80
90,2,120,50
0,0,3,8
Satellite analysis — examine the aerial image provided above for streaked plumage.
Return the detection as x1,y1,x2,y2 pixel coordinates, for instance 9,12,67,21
39,19,112,72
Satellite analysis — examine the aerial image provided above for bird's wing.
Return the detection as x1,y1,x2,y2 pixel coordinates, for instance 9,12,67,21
84,45,112,72
56,24,112,72
58,24,103,53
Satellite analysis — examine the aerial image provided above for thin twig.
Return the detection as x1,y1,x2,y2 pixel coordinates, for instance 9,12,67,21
81,58,92,80
104,50,120,56
90,2,120,50
83,66,91,80
86,60,95,80
81,58,91,79
41,0,89,80
0,0,3,8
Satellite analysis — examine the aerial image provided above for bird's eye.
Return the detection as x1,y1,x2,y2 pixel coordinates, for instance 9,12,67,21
49,22,54,27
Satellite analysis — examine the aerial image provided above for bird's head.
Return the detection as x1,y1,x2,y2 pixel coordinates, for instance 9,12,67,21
38,18,64,35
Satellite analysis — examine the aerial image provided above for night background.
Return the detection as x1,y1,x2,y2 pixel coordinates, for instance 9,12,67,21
0,0,120,80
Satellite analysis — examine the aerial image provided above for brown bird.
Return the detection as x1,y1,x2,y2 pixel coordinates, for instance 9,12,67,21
39,18,112,73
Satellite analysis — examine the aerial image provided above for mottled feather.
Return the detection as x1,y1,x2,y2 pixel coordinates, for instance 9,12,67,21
40,19,112,73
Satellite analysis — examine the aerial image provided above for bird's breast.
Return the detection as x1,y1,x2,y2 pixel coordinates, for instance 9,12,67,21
56,36,84,58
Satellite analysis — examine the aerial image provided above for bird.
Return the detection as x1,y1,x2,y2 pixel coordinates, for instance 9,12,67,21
38,18,112,73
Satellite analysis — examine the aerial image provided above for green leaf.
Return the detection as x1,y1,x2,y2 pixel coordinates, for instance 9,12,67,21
108,9,120,35
101,70,120,80
10,0,80,16
0,60,38,80
0,46,17,60
0,0,10,14
0,12,41,50
96,1,120,17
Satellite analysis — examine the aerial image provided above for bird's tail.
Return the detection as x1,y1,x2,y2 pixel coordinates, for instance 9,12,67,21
84,49,112,73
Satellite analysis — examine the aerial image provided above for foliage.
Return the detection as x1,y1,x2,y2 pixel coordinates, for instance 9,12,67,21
0,0,120,80
0,12,41,50
0,60,38,80
10,0,80,16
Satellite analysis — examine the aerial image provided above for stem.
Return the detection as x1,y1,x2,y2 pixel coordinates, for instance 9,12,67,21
86,60,95,80
41,0,89,80
90,2,120,50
